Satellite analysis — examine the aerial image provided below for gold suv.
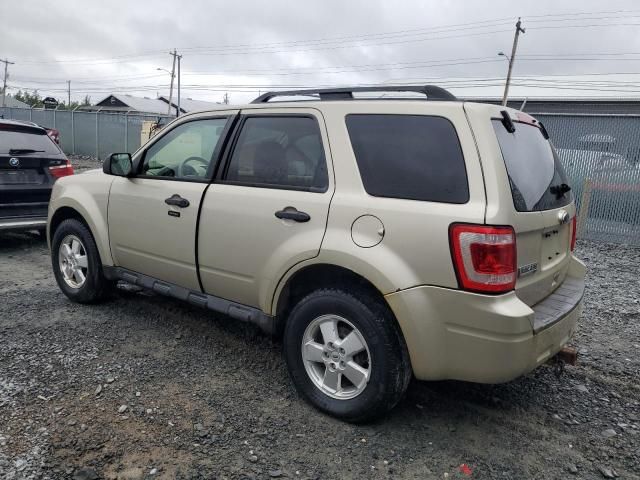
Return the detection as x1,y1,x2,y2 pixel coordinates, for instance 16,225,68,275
47,86,585,422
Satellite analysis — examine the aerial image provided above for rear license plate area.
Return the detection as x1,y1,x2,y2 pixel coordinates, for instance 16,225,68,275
541,224,569,267
0,170,41,184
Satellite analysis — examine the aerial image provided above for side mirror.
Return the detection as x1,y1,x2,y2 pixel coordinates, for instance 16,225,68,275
104,153,133,177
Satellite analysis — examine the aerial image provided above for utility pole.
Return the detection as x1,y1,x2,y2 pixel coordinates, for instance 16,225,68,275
67,80,71,107
167,49,178,115
501,18,525,106
223,92,229,105
1,58,15,108
176,53,182,117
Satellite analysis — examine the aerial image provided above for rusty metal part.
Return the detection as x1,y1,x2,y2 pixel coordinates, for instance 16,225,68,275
556,346,578,366
547,346,578,379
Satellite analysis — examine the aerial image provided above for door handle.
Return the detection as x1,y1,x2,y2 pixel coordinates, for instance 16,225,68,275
275,207,310,223
165,194,190,208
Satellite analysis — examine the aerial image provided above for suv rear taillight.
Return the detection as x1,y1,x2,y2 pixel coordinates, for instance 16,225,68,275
49,159,74,179
570,216,577,251
449,224,517,294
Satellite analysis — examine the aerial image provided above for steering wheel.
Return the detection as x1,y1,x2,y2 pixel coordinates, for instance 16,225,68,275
178,156,209,177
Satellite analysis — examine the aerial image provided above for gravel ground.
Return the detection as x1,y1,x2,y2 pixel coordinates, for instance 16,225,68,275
1,216,639,478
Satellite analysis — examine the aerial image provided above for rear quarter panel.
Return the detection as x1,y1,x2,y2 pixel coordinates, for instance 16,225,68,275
271,101,487,309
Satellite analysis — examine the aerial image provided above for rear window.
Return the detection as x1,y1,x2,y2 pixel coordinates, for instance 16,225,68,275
345,114,469,203
492,120,572,212
0,127,60,155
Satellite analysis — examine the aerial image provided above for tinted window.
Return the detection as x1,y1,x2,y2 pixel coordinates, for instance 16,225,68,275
492,120,572,211
141,118,227,179
345,115,469,203
0,128,60,155
225,116,328,191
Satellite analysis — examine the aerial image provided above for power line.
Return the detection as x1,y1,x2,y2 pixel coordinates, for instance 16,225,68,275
17,27,514,65
525,7,640,19
16,17,515,65
13,78,640,93
15,52,640,89
13,12,640,67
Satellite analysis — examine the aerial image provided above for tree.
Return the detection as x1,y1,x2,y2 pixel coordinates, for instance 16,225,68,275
11,90,91,109
58,95,92,110
13,90,44,107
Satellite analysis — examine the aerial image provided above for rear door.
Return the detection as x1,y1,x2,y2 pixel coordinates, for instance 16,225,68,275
0,123,67,222
197,108,333,311
465,104,576,306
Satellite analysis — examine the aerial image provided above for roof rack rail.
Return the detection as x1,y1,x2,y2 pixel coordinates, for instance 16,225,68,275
251,85,457,103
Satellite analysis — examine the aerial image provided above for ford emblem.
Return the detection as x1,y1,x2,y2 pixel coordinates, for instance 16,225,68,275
9,157,20,167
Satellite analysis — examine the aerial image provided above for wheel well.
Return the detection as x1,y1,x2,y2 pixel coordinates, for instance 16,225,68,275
49,207,88,243
275,264,391,335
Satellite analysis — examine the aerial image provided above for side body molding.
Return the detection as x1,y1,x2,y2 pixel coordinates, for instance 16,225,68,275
103,266,276,334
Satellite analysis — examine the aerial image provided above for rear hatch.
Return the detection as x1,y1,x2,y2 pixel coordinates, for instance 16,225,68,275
0,122,68,219
468,105,576,307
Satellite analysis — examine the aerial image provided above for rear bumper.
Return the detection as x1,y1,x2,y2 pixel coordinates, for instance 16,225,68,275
0,216,48,232
385,255,586,383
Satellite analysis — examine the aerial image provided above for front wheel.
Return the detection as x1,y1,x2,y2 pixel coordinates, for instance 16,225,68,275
283,288,411,422
51,218,112,303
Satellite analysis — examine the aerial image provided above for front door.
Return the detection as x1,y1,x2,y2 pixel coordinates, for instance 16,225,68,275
108,114,236,290
198,109,334,311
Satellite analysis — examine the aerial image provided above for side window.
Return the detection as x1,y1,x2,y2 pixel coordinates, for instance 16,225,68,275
345,114,469,203
225,116,328,191
141,118,228,179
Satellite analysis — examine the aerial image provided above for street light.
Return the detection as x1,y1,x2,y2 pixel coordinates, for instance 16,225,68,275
498,51,511,63
156,67,174,77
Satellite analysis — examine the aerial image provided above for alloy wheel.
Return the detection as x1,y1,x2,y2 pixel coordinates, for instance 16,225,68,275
301,314,371,400
58,234,88,289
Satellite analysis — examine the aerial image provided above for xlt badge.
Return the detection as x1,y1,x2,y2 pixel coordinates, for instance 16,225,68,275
518,262,538,277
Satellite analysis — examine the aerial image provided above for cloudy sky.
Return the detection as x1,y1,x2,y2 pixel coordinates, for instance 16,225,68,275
4,0,640,105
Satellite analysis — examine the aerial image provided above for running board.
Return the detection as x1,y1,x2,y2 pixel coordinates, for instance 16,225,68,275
103,266,275,334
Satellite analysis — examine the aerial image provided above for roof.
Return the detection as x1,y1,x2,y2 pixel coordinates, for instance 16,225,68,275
158,96,220,113
465,96,640,103
463,96,640,114
88,94,221,115
2,96,30,108
175,99,499,120
93,94,172,115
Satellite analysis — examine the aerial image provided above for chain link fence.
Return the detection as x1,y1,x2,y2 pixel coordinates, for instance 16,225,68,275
0,106,173,160
1,106,639,244
534,113,640,245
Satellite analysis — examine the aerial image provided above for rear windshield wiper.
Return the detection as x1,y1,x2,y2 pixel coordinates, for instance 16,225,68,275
550,183,571,198
500,110,516,133
8,148,45,155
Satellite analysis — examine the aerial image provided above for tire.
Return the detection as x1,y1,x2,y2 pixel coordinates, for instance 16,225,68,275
283,288,411,422
51,218,111,303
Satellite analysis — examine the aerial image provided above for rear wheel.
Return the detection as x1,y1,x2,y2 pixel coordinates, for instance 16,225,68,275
283,288,411,422
51,218,111,303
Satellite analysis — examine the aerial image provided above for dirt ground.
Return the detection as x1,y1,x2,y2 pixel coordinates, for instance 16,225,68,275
1,207,639,479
